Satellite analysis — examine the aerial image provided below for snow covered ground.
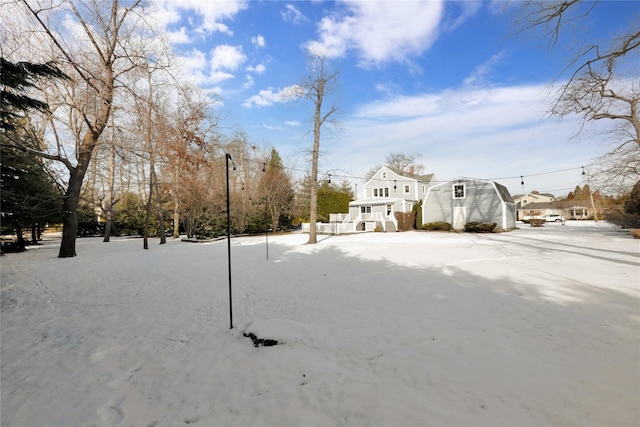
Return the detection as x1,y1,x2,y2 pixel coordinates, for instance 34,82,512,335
1,221,639,427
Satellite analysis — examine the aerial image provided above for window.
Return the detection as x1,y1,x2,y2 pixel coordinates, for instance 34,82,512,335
386,204,392,215
422,185,426,194
382,171,387,179
374,188,378,197
384,188,389,197
404,184,410,194
361,206,371,213
453,184,465,199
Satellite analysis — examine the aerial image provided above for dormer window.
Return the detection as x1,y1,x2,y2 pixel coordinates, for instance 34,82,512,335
382,171,387,179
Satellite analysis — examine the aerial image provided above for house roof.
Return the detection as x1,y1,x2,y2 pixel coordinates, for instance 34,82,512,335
519,200,592,210
494,182,515,204
512,192,555,200
386,166,435,183
427,177,515,204
349,197,410,207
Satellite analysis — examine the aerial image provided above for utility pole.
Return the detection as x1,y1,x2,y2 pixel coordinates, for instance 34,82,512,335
582,166,598,222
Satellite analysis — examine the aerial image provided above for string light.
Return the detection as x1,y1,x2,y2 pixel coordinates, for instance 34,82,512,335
218,153,592,188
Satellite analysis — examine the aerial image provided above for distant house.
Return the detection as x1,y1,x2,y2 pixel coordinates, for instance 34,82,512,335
516,200,598,221
347,166,436,231
513,192,556,208
422,178,516,231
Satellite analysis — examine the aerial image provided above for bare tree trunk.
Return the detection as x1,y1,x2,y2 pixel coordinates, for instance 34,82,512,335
59,156,92,257
103,121,116,242
173,205,180,238
153,167,166,244
143,166,153,249
308,145,319,244
303,55,338,244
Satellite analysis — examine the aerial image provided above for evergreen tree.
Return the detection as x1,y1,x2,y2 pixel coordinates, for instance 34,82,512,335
1,129,62,249
316,180,351,221
0,58,68,131
624,181,640,216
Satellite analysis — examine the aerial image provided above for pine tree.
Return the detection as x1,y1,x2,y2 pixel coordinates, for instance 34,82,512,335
1,128,62,249
0,58,68,131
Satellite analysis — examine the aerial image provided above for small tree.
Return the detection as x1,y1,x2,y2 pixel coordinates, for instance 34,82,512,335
259,148,295,231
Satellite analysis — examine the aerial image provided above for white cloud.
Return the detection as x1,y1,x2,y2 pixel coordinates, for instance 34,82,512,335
285,120,301,127
174,48,209,84
252,34,266,48
153,0,248,35
443,0,482,32
210,70,235,83
167,26,190,44
210,45,246,71
243,74,255,88
242,85,303,107
281,4,309,25
246,64,266,74
306,0,445,65
463,51,507,87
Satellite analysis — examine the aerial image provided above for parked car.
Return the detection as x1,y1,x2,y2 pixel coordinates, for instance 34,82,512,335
543,214,564,222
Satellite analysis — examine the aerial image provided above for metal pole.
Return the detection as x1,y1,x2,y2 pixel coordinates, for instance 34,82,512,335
265,197,269,260
226,153,233,329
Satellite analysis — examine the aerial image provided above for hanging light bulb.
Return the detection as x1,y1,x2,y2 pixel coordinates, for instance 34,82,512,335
520,176,525,188
328,174,332,184
582,166,586,177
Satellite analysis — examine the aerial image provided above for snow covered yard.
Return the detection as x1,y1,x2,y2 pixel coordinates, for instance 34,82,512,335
1,221,638,427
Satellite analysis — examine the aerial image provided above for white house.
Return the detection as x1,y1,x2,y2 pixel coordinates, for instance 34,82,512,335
422,177,517,231
346,166,436,231
315,166,436,233
309,168,516,234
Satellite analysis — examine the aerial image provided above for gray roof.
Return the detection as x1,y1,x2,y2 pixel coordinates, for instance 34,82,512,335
386,166,434,183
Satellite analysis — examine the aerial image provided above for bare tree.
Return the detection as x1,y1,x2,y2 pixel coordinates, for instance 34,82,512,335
13,0,156,257
386,152,425,174
364,152,425,179
516,0,640,190
300,55,339,244
164,85,222,238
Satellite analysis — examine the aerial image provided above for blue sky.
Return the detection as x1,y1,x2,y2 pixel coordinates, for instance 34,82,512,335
151,0,639,197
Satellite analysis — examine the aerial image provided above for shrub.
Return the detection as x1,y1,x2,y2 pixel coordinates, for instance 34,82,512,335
464,222,497,232
422,222,451,231
528,218,545,227
606,208,640,229
630,229,640,239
